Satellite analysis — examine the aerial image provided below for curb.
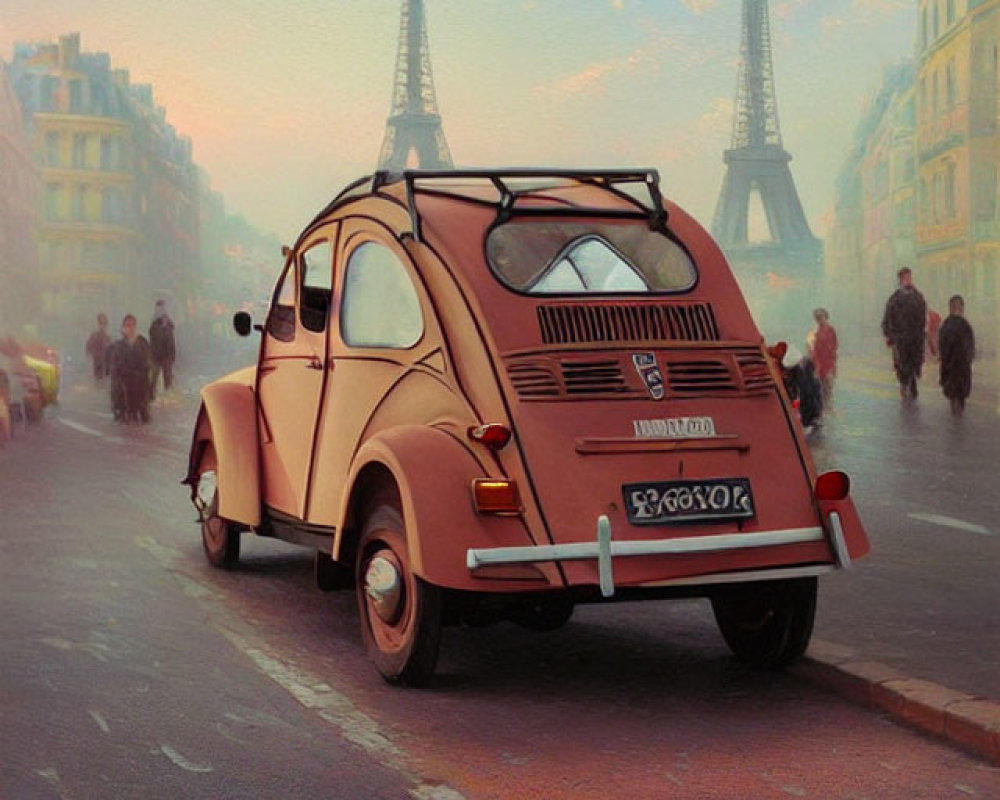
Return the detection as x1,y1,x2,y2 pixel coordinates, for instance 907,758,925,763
793,638,1000,765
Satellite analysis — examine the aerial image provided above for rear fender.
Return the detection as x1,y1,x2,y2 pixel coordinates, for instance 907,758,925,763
335,425,560,591
184,381,260,527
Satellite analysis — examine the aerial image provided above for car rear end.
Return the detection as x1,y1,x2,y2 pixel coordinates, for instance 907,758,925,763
411,170,868,602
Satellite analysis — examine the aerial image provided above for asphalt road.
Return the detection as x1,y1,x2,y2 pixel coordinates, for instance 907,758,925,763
808,357,999,701
1,350,998,798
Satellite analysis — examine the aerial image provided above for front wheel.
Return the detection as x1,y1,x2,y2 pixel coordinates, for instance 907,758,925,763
197,472,241,569
710,577,817,668
356,504,443,686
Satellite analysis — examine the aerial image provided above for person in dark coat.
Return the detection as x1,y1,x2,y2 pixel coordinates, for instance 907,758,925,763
148,299,176,400
85,312,111,382
109,314,152,423
937,294,975,415
881,266,927,400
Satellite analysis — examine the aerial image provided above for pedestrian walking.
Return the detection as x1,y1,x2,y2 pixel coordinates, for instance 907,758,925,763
109,314,152,423
85,312,111,382
148,299,176,400
807,308,838,411
937,295,976,415
881,266,927,400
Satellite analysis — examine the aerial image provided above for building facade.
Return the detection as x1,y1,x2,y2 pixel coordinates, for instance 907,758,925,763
916,0,998,349
829,1,998,356
826,64,916,353
0,61,40,335
7,34,199,348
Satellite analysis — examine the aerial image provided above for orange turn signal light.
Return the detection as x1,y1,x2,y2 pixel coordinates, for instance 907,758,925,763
467,423,512,450
815,470,850,501
472,479,521,514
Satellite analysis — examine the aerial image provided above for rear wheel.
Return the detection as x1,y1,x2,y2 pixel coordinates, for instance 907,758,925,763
197,472,241,569
710,577,817,668
356,504,442,686
509,597,575,631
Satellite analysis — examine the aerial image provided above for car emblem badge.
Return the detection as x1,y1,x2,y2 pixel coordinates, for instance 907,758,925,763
632,353,665,400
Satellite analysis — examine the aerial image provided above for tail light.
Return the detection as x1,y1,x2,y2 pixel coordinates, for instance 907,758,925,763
815,470,850,501
472,479,521,514
467,423,511,450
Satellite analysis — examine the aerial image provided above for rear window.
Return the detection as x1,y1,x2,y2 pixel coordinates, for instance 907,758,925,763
486,220,697,295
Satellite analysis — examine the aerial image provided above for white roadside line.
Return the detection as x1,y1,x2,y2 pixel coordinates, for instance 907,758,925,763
907,511,993,537
57,415,187,460
56,418,104,437
132,535,466,800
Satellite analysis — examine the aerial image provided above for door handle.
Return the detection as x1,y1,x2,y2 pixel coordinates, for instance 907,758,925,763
306,357,323,371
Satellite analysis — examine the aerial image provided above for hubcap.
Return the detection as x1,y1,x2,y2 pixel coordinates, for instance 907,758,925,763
365,554,403,624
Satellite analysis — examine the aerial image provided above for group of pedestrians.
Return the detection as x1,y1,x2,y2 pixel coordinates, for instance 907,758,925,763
881,266,976,414
85,300,177,424
777,264,976,435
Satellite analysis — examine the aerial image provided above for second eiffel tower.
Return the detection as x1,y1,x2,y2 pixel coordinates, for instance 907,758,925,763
377,0,453,172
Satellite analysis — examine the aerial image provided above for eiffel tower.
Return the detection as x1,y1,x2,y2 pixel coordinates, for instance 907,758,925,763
377,0,453,171
711,0,821,295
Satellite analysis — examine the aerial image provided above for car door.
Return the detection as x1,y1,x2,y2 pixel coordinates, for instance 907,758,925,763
257,229,338,518
304,219,438,526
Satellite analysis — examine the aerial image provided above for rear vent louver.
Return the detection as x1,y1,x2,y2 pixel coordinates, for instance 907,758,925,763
735,350,775,392
507,362,561,398
561,360,633,396
538,303,720,345
667,360,738,394
507,358,641,399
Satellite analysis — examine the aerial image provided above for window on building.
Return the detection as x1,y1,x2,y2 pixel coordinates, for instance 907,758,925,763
944,162,957,219
933,1,940,39
100,137,111,170
974,165,997,221
72,134,87,168
920,77,927,119
45,183,62,221
73,184,88,221
933,70,940,115
41,76,58,111
994,43,999,126
101,188,124,224
946,59,956,109
919,178,929,223
45,132,60,166
922,6,928,48
946,0,955,27
933,170,944,223
69,79,83,113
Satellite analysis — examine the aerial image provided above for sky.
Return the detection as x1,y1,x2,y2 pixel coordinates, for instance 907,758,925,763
0,0,917,243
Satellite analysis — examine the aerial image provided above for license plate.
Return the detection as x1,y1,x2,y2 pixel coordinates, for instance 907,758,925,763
623,479,755,525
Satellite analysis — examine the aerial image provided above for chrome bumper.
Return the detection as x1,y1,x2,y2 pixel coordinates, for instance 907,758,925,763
466,512,850,598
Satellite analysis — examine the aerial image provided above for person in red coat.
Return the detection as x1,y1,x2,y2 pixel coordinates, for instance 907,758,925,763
807,308,838,410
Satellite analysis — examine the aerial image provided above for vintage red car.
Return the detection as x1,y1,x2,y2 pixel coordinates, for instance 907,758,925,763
184,169,869,685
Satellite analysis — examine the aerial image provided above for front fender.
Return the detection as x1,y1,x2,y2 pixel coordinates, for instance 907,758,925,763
336,425,561,592
184,371,260,527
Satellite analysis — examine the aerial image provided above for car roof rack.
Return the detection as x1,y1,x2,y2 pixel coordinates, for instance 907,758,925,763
371,168,668,244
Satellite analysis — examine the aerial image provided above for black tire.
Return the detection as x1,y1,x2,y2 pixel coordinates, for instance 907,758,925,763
356,504,442,686
200,484,241,569
509,597,575,631
710,577,817,668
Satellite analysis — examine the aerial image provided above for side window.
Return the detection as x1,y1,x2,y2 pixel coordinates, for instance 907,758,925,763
300,241,332,333
341,242,424,348
266,260,296,342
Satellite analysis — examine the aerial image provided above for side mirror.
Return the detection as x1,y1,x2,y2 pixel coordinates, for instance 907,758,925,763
233,311,254,337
